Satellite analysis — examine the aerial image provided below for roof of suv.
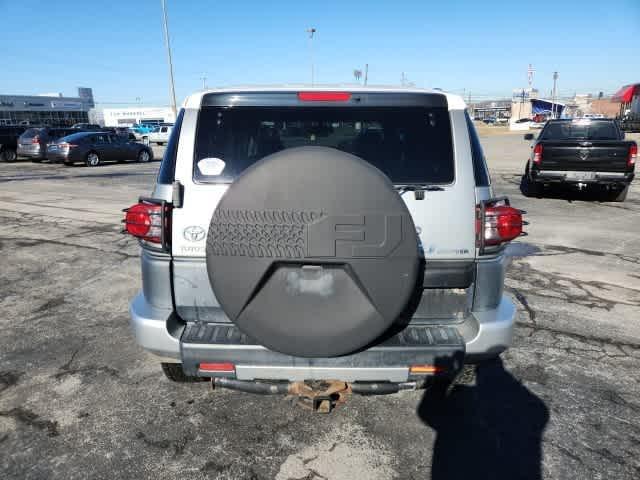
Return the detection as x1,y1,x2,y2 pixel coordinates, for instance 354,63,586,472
182,85,466,111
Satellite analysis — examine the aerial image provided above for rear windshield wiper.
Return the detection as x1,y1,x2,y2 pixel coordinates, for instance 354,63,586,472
395,184,445,194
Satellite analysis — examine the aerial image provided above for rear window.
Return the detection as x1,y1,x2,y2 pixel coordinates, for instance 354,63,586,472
57,133,88,143
194,106,454,184
540,121,620,141
21,128,41,138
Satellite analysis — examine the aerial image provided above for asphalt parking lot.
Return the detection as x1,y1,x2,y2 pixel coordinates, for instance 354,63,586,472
1,134,639,480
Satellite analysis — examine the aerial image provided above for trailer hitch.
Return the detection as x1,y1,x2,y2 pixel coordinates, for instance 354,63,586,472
288,380,352,413
211,378,418,413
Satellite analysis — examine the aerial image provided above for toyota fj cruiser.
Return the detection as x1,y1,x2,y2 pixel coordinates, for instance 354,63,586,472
125,87,523,406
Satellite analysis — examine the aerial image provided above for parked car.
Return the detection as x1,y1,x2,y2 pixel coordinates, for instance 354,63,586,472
17,127,79,161
522,119,636,201
129,124,157,140
47,131,153,166
148,124,173,145
123,87,524,409
0,125,27,162
482,117,496,124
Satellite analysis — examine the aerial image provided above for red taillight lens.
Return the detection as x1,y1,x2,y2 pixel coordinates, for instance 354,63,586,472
628,144,637,167
479,205,524,246
533,144,543,164
124,202,164,243
31,135,40,144
297,91,351,102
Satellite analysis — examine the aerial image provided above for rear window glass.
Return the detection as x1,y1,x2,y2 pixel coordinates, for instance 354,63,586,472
541,121,619,141
21,128,41,138
57,133,88,143
194,106,454,184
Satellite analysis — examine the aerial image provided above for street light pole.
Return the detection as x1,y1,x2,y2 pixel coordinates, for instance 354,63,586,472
551,71,558,119
306,28,316,85
160,0,177,119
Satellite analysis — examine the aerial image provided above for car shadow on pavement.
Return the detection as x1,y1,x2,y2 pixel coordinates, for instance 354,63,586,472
418,357,549,480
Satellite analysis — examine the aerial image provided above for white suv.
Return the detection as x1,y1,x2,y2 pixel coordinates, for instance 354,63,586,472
124,87,523,409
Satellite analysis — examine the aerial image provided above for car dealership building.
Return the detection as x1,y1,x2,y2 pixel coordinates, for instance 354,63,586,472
0,87,95,126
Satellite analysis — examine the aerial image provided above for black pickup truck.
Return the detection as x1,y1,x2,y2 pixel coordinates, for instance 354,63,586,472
522,119,636,202
0,125,27,162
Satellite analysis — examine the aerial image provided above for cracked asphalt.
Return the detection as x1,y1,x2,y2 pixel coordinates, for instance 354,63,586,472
1,134,639,479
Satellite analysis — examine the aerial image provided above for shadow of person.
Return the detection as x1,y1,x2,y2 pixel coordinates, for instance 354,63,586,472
418,357,549,480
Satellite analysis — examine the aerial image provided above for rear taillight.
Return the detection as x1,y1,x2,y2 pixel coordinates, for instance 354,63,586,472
628,144,637,167
298,91,351,102
31,135,40,144
123,201,169,245
476,200,525,251
533,143,543,164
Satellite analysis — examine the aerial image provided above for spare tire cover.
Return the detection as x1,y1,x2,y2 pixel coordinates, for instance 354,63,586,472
206,146,420,357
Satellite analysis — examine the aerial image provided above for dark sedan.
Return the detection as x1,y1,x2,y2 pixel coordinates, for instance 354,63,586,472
47,131,154,167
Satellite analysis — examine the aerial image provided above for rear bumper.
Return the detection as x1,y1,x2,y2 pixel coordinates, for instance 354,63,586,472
129,293,180,360
129,291,515,380
17,144,44,159
531,169,634,186
46,151,70,163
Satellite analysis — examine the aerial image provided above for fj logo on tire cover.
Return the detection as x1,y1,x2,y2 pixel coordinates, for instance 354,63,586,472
208,210,404,258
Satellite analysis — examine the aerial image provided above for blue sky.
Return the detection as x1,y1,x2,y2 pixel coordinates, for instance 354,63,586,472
0,0,638,106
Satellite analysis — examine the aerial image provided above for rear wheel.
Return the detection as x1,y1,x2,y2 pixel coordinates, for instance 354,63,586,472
0,148,17,162
521,175,542,197
160,363,205,382
85,151,100,167
607,185,629,202
137,149,151,163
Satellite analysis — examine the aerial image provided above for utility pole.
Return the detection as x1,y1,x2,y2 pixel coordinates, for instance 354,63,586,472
200,73,207,90
401,72,406,87
551,71,559,119
364,64,368,85
160,0,177,118
306,28,316,85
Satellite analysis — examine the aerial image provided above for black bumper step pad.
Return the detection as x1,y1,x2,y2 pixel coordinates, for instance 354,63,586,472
180,323,465,377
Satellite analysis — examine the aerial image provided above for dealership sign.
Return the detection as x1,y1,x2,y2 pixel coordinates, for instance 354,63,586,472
50,101,83,109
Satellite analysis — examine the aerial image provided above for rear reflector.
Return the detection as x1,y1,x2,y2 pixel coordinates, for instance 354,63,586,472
297,91,351,102
629,143,637,167
199,362,235,373
410,365,444,374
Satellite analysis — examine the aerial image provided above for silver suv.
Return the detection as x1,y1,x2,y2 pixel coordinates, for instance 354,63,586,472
125,87,523,407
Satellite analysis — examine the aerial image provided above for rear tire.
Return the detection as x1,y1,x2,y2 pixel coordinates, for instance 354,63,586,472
85,151,100,167
137,149,151,163
160,363,205,383
0,148,17,162
521,174,542,198
608,185,629,202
